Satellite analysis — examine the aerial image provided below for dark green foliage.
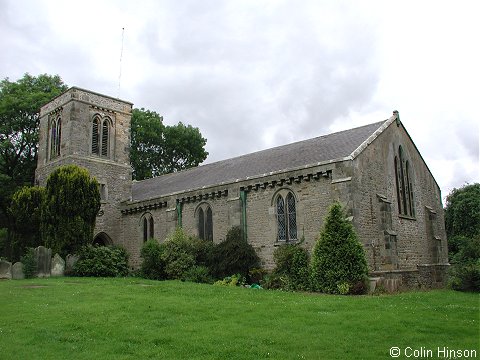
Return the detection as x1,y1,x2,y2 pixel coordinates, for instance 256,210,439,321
140,239,166,280
130,108,208,180
212,226,260,279
272,243,310,291
8,186,45,259
139,228,216,282
445,184,480,293
72,245,129,277
311,202,368,294
41,165,101,257
183,265,213,284
0,73,67,259
20,247,37,279
445,183,480,240
448,236,480,292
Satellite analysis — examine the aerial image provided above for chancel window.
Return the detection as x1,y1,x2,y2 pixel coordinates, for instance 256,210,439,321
92,115,111,158
275,191,297,242
394,146,415,217
197,204,213,241
142,213,154,242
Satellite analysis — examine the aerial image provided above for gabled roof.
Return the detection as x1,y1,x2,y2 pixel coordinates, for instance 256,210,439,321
131,119,390,202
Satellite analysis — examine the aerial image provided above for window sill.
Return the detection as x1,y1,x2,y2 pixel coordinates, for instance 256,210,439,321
399,214,416,221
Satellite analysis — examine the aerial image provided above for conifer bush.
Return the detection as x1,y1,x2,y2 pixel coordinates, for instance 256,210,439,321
311,202,368,294
212,226,260,279
41,165,100,257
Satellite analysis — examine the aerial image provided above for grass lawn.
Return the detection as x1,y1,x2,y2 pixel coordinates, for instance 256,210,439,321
0,277,478,359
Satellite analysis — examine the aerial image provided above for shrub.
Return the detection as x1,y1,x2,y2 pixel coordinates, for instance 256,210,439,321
273,243,310,291
20,247,37,279
72,245,129,277
161,228,197,280
212,226,260,279
311,202,368,294
140,239,166,280
183,265,213,284
213,274,245,287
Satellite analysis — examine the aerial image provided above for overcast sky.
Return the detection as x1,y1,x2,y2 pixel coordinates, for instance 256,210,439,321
1,0,478,202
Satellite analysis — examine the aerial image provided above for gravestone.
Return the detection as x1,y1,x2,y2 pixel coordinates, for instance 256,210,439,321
0,260,12,279
51,254,65,277
35,246,52,277
65,254,79,274
12,262,25,279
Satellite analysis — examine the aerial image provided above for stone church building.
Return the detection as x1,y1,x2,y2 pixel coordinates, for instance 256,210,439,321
35,87,449,287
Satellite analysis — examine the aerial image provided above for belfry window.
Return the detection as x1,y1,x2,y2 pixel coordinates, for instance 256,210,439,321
394,146,415,217
142,214,154,242
197,204,213,241
92,116,111,158
49,116,61,159
275,191,297,242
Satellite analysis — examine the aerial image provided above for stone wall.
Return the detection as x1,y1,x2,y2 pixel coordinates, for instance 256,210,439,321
350,119,448,273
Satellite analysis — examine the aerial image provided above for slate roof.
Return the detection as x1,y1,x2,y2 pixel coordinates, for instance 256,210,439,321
131,120,387,202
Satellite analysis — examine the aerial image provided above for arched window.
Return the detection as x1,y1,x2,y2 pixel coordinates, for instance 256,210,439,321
275,190,297,242
395,146,415,217
92,117,100,155
206,207,213,241
197,204,213,241
49,117,61,159
142,214,154,242
101,119,109,157
92,115,111,158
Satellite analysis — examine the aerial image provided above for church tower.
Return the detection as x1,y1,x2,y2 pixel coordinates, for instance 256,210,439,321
35,87,133,246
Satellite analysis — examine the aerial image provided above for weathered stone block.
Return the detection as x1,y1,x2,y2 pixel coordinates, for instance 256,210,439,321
65,254,79,274
0,260,12,279
35,246,52,277
12,262,25,279
51,253,65,277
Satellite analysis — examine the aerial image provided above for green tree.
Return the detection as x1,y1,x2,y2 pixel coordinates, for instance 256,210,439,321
444,183,480,292
445,183,480,240
8,186,45,259
0,73,67,258
130,108,208,180
41,165,100,257
311,202,368,294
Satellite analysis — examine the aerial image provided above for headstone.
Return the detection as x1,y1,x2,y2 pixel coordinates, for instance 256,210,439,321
0,260,12,279
12,262,25,280
50,253,65,277
35,246,52,277
65,254,79,274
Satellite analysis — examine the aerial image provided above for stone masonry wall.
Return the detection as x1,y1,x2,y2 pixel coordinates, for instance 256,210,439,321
351,119,448,272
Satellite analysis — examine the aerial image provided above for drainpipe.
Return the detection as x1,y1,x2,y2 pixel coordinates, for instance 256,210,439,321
176,201,183,228
240,189,247,241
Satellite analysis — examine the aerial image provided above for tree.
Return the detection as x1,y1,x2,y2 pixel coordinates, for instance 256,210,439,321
444,183,480,292
130,108,208,180
8,186,45,259
0,73,67,258
41,165,100,257
445,183,480,240
311,203,368,294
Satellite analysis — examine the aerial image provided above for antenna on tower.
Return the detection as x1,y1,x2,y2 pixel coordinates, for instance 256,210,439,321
118,27,125,98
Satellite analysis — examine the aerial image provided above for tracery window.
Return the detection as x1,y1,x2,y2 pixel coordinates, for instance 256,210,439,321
142,213,154,242
49,116,61,159
92,115,111,158
197,204,213,241
275,191,297,242
394,146,415,217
